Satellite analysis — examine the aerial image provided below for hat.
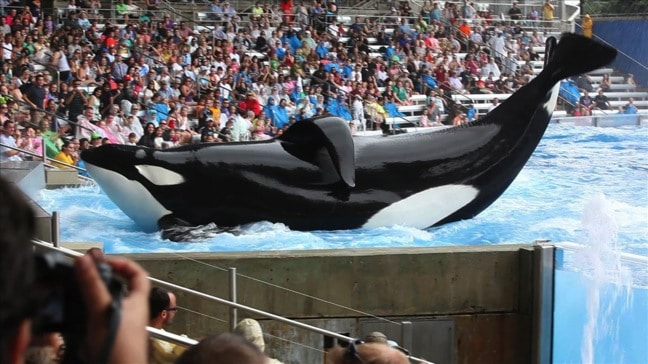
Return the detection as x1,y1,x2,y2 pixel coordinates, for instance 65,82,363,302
364,332,388,344
206,118,214,122
91,132,101,140
234,319,265,352
363,332,410,355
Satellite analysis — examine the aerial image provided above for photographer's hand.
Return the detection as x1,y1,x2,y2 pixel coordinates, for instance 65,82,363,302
75,254,150,364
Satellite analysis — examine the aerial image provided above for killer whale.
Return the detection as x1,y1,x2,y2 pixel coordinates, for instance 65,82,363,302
81,34,617,240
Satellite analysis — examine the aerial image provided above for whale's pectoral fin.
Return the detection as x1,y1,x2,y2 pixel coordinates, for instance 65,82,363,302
278,117,356,187
158,214,241,242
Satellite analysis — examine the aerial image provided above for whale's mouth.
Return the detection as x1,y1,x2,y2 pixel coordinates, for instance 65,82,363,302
80,144,144,170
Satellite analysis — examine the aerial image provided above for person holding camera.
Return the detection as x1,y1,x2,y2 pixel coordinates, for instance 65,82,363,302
23,74,46,128
65,80,89,134
0,176,151,364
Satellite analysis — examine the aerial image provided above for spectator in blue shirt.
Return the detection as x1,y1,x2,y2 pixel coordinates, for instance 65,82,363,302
273,99,290,129
623,98,638,114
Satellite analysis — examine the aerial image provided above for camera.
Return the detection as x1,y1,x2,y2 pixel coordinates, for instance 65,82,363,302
31,251,124,363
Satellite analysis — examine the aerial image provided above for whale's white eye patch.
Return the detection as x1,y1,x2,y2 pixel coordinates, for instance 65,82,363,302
135,165,185,186
136,149,146,159
84,164,171,232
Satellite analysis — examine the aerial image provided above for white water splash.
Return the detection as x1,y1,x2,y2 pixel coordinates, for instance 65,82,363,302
576,193,633,364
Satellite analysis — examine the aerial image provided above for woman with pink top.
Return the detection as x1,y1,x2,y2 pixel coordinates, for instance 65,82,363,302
23,126,44,160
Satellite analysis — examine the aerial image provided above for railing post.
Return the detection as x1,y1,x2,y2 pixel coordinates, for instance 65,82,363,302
229,267,237,331
400,320,413,353
51,211,60,248
41,136,46,161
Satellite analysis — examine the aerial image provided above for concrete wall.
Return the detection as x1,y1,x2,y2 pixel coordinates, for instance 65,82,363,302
129,244,544,364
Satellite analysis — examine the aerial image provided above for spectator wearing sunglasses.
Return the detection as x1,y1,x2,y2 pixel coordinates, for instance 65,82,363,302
149,287,187,364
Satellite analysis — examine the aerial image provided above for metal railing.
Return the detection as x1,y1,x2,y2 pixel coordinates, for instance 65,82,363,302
31,238,434,363
1,44,61,90
0,92,95,136
0,141,93,181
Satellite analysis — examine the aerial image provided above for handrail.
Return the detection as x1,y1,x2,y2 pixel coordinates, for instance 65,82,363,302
0,93,94,136
30,239,434,363
147,326,199,347
0,140,93,179
558,84,613,117
1,42,61,89
389,112,421,131
31,240,198,347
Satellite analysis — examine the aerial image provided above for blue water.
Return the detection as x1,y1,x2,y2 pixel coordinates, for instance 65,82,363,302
36,124,648,363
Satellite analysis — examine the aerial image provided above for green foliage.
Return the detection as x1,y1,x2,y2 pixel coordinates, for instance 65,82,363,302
584,0,648,16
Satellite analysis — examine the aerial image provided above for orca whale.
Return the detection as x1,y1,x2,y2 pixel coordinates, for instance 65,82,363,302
81,34,616,240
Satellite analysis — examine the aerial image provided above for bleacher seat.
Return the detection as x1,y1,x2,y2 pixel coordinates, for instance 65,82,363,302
336,16,352,25
607,83,637,91
385,115,420,125
609,100,648,108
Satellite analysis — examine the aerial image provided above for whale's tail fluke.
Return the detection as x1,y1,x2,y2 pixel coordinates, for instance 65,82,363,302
545,33,617,82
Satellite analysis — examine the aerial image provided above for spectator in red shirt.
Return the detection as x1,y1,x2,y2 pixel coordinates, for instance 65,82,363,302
238,91,262,116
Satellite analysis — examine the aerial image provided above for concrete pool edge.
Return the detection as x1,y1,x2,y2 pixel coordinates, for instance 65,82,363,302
126,244,554,364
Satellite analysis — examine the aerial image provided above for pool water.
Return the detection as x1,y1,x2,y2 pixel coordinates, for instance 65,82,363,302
36,124,648,363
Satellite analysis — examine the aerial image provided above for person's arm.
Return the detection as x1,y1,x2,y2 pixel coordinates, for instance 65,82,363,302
2,137,28,157
65,89,77,105
101,94,115,115
23,90,39,109
74,253,150,364
49,50,59,67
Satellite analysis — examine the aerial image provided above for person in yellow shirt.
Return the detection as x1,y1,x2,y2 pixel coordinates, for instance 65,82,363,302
149,287,187,364
543,0,554,20
582,14,594,38
365,95,388,131
52,141,78,168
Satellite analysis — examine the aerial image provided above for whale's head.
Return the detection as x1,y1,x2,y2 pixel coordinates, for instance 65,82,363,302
81,145,190,232
80,117,356,233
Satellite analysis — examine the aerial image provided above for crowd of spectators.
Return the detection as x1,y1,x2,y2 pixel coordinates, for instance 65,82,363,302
0,0,640,166
559,72,639,117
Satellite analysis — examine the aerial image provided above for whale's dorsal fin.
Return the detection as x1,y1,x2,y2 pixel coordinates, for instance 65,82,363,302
278,116,356,187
